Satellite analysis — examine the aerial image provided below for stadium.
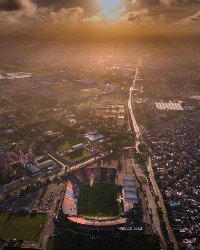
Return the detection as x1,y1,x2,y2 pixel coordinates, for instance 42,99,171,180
62,159,141,238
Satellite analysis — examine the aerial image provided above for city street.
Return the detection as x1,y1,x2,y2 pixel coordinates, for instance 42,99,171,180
127,60,168,249
147,157,179,250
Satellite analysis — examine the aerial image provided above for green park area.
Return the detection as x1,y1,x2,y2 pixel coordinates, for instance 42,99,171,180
0,212,47,241
45,83,102,103
63,148,91,163
117,118,125,127
51,139,75,153
56,141,71,152
78,93,126,110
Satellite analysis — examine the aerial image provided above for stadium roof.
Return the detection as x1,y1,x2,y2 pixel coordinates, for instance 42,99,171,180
155,102,184,111
85,133,104,141
27,164,40,174
123,178,139,206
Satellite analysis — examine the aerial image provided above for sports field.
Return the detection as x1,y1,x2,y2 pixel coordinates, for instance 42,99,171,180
78,183,120,218
50,137,83,153
64,148,91,163
0,212,47,241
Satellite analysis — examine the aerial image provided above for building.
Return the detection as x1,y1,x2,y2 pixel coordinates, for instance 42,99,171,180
72,143,85,151
95,103,125,119
155,102,184,111
123,178,139,212
0,152,21,183
27,157,58,176
85,132,104,142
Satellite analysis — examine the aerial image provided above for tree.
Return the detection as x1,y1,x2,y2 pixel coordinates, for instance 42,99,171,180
167,241,174,250
117,160,123,173
36,180,42,187
160,220,166,228
179,242,186,250
173,228,179,235
138,143,148,153
46,177,51,183
155,195,159,203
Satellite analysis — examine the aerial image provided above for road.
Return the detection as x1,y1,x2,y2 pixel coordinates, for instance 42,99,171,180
129,150,166,248
147,157,179,250
38,182,65,250
128,61,141,142
0,150,109,203
127,60,167,249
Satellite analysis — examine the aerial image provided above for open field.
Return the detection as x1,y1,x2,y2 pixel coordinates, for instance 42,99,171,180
50,138,83,153
0,212,47,241
99,140,114,150
47,232,161,250
47,84,102,103
117,118,125,127
55,140,71,152
63,149,91,163
78,183,120,218
78,93,126,110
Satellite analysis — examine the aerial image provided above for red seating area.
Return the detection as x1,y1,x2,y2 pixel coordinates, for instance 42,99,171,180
68,216,126,226
62,180,78,215
63,197,74,208
74,168,117,184
74,169,86,183
67,181,73,190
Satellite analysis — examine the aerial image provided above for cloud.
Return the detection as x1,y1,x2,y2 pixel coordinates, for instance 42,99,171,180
159,0,192,5
118,8,153,24
176,10,200,24
83,12,107,23
85,5,126,22
131,0,139,4
34,7,84,23
83,5,153,24
0,0,36,12
160,14,166,21
159,0,177,5
0,0,37,22
0,0,23,11
101,5,126,20
0,0,84,24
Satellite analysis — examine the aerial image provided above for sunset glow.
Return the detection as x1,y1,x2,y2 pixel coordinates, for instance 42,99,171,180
100,0,121,9
99,0,125,20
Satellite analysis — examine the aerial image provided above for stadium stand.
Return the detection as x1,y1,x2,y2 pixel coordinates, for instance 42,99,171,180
74,168,117,184
62,178,81,216
74,168,87,183
123,178,139,212
68,173,83,187
62,167,124,237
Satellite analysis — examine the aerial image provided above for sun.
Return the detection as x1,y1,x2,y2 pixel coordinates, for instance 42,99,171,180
100,0,121,9
99,0,125,21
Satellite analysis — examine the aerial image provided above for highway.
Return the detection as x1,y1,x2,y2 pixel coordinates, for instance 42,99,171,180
127,59,179,250
128,63,141,142
127,60,167,249
147,157,179,250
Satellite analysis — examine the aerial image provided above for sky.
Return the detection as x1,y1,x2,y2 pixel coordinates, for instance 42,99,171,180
0,0,199,25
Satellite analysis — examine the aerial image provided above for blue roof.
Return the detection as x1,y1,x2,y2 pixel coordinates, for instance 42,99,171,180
86,134,104,141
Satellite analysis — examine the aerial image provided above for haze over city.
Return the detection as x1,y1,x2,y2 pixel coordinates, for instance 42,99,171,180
0,0,199,250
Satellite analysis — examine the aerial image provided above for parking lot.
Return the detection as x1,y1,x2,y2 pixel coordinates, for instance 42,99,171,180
0,181,64,213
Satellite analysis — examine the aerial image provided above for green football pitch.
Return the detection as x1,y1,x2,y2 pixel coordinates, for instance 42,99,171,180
0,212,47,241
77,183,120,218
